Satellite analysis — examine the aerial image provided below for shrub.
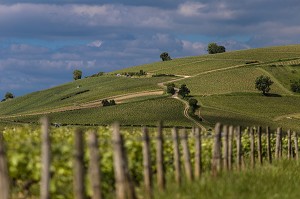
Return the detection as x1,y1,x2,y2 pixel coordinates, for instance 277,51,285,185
290,79,300,93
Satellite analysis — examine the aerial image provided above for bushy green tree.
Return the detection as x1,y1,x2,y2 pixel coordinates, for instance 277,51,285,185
5,92,14,100
290,79,300,93
207,43,226,54
166,83,176,95
73,70,82,80
255,75,274,95
160,52,172,61
178,84,190,98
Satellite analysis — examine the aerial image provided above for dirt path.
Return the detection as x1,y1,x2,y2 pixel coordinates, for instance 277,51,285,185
173,96,206,131
0,90,164,119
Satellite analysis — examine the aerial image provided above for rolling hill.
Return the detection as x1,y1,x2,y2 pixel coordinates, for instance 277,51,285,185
1,44,300,130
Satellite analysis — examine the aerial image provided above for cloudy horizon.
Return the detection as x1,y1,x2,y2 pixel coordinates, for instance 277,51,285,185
0,0,299,97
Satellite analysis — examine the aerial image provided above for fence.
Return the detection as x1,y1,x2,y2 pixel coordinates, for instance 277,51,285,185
0,117,299,199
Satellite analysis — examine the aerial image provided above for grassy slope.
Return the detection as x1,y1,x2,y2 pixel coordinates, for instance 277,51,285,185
1,44,300,129
13,97,191,127
0,76,176,115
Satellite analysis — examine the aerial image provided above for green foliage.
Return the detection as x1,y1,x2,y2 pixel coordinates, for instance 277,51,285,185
160,52,172,61
3,92,14,101
290,79,300,93
86,72,105,78
207,43,226,54
255,75,274,95
178,84,190,98
101,99,116,106
155,161,300,199
166,83,176,95
73,69,82,80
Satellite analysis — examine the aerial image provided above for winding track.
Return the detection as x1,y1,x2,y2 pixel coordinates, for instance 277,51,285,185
0,59,271,128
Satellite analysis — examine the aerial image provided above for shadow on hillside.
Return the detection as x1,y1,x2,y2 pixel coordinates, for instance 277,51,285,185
264,93,282,97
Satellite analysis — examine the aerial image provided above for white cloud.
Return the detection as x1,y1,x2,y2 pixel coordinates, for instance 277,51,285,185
87,40,102,47
178,2,206,17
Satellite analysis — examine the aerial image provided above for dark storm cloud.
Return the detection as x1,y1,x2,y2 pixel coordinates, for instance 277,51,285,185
0,0,300,97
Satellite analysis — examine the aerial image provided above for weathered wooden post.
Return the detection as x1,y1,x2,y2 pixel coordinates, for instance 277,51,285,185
156,122,165,191
266,127,272,164
112,123,137,199
172,127,181,185
87,130,102,199
212,123,222,176
275,127,282,160
0,131,9,199
294,131,299,161
287,130,292,160
236,126,242,171
194,127,202,179
250,127,255,169
223,125,229,171
228,126,234,171
142,127,152,198
73,129,86,199
41,117,51,199
257,126,263,165
181,129,193,182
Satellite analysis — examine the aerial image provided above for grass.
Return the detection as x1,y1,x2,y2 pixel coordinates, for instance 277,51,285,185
2,44,300,130
12,97,192,127
175,67,289,96
155,160,300,199
198,94,300,131
0,76,176,115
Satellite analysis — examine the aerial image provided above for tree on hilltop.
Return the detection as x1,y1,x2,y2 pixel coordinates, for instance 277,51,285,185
5,92,14,100
207,43,226,54
160,52,172,61
73,70,82,80
255,75,274,95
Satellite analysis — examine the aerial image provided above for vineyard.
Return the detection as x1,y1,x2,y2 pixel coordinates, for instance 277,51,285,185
0,119,300,199
1,44,300,133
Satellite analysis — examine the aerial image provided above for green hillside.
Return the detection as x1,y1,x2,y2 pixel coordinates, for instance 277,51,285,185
1,44,300,130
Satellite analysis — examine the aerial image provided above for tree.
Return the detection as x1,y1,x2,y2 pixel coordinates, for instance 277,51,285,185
160,52,172,61
166,83,176,95
5,92,14,100
178,84,190,98
207,43,226,54
290,79,300,93
255,75,274,95
189,98,199,111
73,70,82,80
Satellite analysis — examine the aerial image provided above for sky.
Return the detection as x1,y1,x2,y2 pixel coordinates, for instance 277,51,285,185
0,0,300,97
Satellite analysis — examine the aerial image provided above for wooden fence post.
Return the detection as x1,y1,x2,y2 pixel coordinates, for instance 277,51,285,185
257,126,263,165
181,129,193,182
0,131,9,199
223,125,229,171
194,127,202,179
73,129,86,199
250,127,255,169
41,117,51,199
287,130,292,160
212,123,222,176
236,126,242,171
112,123,137,199
275,127,282,160
294,131,299,161
228,126,233,171
266,127,272,164
156,122,165,191
142,127,152,198
87,130,102,199
172,127,181,186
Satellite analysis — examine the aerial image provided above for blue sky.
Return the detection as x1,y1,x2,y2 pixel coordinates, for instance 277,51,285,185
0,0,300,97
